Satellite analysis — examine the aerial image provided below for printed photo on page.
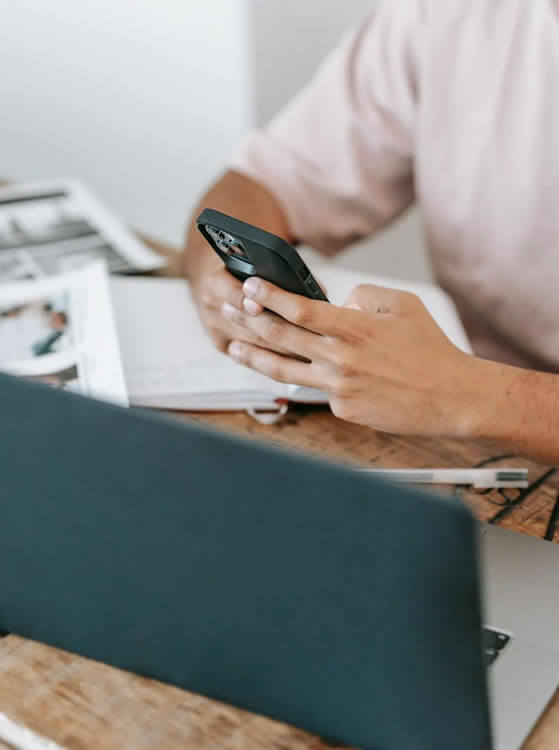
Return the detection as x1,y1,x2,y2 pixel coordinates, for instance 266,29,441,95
0,179,166,281
0,261,128,404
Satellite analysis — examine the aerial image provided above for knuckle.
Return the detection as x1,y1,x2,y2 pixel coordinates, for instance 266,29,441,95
329,374,353,399
266,361,285,382
226,284,243,307
247,334,265,349
226,306,243,325
262,316,284,342
337,359,358,379
200,290,213,308
291,302,312,327
348,284,373,306
329,345,357,378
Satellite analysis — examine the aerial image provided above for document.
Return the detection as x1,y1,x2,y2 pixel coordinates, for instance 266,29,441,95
111,277,279,411
0,261,128,404
0,179,165,281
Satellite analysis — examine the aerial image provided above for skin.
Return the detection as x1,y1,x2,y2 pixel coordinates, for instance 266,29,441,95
185,171,559,466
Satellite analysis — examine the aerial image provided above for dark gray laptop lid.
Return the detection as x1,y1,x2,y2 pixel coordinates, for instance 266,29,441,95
0,375,491,749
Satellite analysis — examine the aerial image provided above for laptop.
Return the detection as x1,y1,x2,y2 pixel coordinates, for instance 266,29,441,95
0,374,557,749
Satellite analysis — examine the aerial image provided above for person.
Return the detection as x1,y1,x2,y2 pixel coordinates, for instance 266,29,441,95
183,1,559,465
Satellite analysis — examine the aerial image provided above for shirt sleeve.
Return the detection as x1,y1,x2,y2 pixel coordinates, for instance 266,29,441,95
229,0,424,255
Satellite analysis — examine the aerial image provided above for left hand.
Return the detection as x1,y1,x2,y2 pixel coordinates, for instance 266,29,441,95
221,277,486,437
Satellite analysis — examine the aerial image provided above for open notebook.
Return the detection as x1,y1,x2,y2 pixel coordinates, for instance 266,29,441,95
110,266,472,415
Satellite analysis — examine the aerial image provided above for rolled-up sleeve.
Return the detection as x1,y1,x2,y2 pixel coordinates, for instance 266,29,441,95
230,1,423,254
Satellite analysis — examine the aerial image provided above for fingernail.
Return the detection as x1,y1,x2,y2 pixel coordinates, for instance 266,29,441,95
221,302,236,319
243,277,259,298
229,341,243,360
243,297,261,315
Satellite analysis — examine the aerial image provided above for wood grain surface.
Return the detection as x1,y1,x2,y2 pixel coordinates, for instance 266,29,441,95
0,232,556,748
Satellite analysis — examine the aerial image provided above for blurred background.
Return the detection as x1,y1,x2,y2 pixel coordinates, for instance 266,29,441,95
0,0,431,281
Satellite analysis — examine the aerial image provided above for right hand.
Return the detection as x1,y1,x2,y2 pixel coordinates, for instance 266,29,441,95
191,267,267,354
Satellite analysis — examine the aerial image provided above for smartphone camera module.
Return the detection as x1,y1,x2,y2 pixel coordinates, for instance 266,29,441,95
206,226,248,260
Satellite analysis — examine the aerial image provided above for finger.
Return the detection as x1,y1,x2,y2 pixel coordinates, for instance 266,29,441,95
242,277,356,337
201,269,245,311
228,340,322,389
221,303,325,360
344,283,413,314
204,309,292,355
242,296,264,316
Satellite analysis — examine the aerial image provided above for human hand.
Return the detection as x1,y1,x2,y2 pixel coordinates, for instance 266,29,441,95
191,267,308,358
221,277,485,437
190,267,258,353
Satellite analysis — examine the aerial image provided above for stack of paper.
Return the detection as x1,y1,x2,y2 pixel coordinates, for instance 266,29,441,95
0,177,166,405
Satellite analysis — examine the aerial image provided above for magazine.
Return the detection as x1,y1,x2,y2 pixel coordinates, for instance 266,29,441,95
0,179,166,281
0,261,128,404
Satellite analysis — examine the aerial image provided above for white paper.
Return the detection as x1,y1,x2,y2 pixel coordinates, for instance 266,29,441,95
110,277,282,410
0,179,165,280
0,261,128,404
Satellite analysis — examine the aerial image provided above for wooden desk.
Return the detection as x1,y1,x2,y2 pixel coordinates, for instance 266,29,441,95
0,237,557,749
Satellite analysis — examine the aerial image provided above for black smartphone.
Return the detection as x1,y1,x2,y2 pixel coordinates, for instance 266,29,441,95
196,208,329,302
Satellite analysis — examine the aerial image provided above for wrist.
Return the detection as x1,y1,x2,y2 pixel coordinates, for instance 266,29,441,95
444,352,559,464
452,355,519,443
446,354,503,440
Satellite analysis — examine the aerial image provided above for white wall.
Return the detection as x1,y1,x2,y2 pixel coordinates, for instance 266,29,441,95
0,1,431,280
250,0,374,125
0,0,253,244
250,0,432,282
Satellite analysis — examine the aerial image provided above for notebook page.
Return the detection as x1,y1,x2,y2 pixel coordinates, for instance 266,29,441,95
110,277,284,406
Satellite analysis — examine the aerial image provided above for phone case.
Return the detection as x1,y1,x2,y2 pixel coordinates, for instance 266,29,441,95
196,208,328,301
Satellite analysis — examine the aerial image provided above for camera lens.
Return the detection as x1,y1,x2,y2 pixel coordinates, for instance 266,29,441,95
206,226,248,259
206,226,220,243
228,238,248,259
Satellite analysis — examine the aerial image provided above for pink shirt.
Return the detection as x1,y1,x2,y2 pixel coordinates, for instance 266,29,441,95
231,1,559,371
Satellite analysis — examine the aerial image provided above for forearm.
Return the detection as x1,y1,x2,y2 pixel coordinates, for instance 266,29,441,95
183,170,293,289
468,359,559,464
